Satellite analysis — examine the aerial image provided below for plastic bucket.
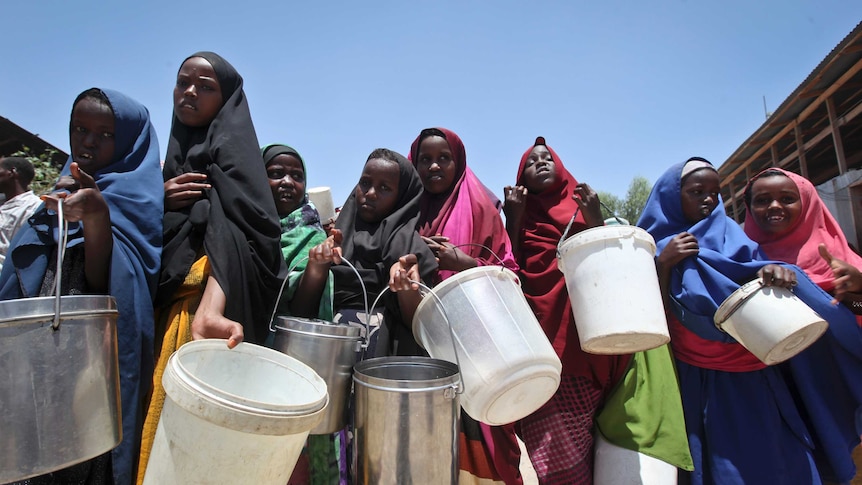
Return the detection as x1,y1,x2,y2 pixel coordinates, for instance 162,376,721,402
272,316,362,434
714,280,828,365
593,433,678,485
353,357,460,484
143,340,328,485
0,295,120,483
412,266,561,425
557,225,670,354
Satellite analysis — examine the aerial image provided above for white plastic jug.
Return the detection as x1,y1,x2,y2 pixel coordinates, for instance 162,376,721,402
143,340,328,485
714,280,828,365
412,266,561,425
557,225,670,354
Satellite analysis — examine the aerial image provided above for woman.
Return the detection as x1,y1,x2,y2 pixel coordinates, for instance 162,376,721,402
409,127,521,484
505,137,690,484
138,51,284,483
638,157,859,484
743,168,862,483
0,87,163,485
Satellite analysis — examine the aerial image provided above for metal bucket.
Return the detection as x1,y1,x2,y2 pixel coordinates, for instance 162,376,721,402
272,316,363,434
353,356,460,485
0,295,120,483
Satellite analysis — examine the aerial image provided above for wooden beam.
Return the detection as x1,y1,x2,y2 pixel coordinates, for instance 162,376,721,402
827,96,848,174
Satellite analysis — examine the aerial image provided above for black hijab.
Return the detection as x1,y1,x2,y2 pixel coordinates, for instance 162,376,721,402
157,51,284,344
334,149,437,353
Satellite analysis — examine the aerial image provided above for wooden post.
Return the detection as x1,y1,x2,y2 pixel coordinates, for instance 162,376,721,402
826,97,848,174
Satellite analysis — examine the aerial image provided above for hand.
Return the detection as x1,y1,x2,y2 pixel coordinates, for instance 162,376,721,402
41,163,108,224
657,232,699,270
389,254,421,292
503,185,528,221
757,264,797,289
423,235,477,272
573,183,603,228
191,311,244,349
818,243,862,301
308,228,343,266
165,172,210,211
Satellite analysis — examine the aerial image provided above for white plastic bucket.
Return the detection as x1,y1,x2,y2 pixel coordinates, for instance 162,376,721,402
714,280,828,365
557,225,670,354
412,266,562,425
143,340,328,485
307,186,336,223
593,433,678,485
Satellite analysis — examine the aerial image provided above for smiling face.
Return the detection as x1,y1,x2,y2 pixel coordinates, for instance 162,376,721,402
173,57,223,128
680,168,721,223
69,96,115,174
415,135,457,195
747,174,802,238
267,153,306,217
355,158,400,223
521,145,557,193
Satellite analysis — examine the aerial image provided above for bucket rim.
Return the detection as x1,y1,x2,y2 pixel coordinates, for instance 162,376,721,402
171,340,328,416
557,225,656,259
353,356,460,391
274,316,363,339
0,295,118,328
714,279,771,327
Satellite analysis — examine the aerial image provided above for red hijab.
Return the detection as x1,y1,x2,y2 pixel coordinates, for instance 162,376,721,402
743,168,862,292
409,127,517,280
515,136,629,381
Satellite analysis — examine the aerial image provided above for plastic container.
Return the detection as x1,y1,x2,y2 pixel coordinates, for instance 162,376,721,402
557,225,670,354
593,433,678,485
142,340,328,485
714,280,828,365
353,357,460,484
307,186,336,223
272,316,362,434
412,266,561,425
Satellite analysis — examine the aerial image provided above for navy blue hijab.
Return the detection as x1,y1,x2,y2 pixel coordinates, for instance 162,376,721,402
0,88,163,485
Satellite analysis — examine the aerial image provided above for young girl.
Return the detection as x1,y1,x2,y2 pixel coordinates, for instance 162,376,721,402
292,148,437,357
638,157,859,484
138,52,283,483
409,127,521,484
504,137,690,484
743,168,862,483
0,87,163,485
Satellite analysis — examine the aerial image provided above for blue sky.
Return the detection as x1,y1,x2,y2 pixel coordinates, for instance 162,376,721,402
2,1,861,207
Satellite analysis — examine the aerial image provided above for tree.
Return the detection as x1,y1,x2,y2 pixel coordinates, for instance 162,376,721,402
597,191,623,220
11,146,61,195
620,176,651,224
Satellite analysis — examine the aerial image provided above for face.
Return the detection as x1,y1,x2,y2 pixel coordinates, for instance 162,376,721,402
355,158,400,223
521,145,557,193
680,168,721,223
266,153,306,217
70,97,116,174
747,175,802,237
174,57,223,128
415,136,457,194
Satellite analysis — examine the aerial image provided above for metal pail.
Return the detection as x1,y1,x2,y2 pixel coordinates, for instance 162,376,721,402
352,356,460,485
0,295,121,483
273,316,362,434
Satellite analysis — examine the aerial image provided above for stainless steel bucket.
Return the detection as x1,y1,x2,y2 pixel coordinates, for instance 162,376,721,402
0,295,121,483
352,356,460,485
273,316,362,434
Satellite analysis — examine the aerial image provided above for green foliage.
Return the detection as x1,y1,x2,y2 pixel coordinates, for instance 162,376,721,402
597,191,623,219
598,176,652,225
10,146,61,195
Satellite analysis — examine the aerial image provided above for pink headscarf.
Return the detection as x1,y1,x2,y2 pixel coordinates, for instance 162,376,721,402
743,168,862,291
409,127,517,280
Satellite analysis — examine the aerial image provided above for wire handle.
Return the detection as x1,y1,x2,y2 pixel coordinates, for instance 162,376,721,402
52,200,69,330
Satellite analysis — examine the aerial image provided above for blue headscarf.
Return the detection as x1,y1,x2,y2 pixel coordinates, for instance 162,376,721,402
0,88,163,485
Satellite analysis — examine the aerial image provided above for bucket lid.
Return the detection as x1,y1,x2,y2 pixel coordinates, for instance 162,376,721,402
170,340,328,417
0,295,117,328
274,316,362,339
714,279,764,327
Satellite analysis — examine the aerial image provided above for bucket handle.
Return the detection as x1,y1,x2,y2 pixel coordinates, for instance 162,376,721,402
51,200,69,330
368,281,466,396
266,255,371,347
554,201,626,259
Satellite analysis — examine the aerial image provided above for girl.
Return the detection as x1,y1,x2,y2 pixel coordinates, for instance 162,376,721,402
138,52,283,483
410,127,521,484
0,87,163,485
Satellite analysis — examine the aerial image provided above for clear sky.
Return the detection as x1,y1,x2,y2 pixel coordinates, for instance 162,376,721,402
2,1,861,208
